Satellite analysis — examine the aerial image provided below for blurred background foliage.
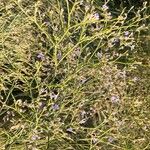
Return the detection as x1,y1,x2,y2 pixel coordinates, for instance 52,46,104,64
0,0,150,149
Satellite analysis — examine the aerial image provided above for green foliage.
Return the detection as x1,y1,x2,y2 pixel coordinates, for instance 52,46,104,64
0,0,150,149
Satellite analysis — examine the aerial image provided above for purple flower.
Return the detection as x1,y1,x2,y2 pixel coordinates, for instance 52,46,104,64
85,5,90,12
51,104,59,111
31,135,40,141
37,52,45,61
93,13,100,20
57,50,62,60
92,137,98,144
132,77,139,82
81,78,87,84
79,0,83,5
81,110,86,118
66,127,73,133
116,120,124,127
50,92,58,100
38,101,46,110
97,52,102,59
102,4,109,11
40,88,47,94
111,95,120,103
74,48,81,57
124,31,130,36
112,38,120,45
79,118,87,124
108,136,114,143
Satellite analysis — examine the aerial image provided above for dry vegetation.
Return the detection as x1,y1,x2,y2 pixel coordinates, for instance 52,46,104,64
0,0,150,149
